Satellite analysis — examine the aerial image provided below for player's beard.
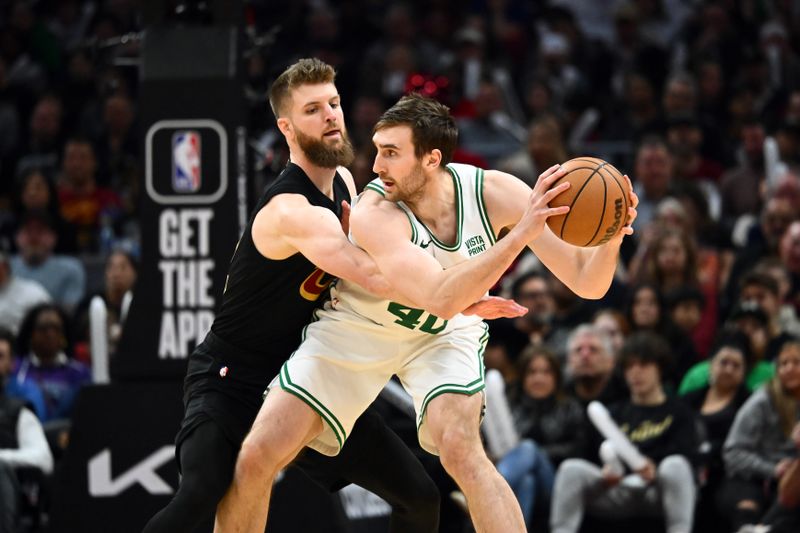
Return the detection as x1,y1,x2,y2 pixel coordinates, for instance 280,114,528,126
388,161,426,203
295,127,355,169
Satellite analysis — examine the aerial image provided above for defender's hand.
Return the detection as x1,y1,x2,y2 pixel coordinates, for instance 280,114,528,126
462,296,527,319
340,200,351,236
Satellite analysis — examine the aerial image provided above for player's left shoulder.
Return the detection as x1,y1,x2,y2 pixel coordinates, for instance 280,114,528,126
483,168,522,186
480,168,528,214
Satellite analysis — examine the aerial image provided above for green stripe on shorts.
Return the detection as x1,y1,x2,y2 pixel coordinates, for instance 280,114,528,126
417,324,490,429
279,363,346,451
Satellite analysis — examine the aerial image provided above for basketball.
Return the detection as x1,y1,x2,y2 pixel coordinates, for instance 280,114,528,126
546,157,631,247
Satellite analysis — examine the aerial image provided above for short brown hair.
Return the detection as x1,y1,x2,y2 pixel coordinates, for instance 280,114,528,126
268,58,336,118
374,93,458,165
619,331,671,377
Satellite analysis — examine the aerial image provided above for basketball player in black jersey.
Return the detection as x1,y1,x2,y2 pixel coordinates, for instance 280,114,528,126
143,58,523,533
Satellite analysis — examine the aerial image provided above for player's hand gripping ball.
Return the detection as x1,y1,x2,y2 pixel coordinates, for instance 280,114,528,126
546,157,632,247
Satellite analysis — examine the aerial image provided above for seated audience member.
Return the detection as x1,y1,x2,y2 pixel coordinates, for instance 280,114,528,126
753,258,800,339
488,270,569,360
495,346,585,527
665,284,707,357
738,270,797,361
0,340,53,532
625,282,695,386
13,168,77,254
12,304,91,424
680,309,776,394
723,193,798,315
563,324,628,407
592,308,631,358
0,328,45,420
720,339,800,531
10,210,85,312
681,335,751,532
550,331,700,533
56,137,122,253
0,251,50,335
747,421,800,533
72,249,138,362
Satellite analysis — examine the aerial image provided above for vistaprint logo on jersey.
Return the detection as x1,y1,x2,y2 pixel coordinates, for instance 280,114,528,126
466,235,486,256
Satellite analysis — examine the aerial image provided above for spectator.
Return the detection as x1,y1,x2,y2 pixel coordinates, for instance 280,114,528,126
601,71,661,144
738,270,797,361
72,249,138,362
13,167,77,253
0,250,49,335
720,339,800,531
564,324,627,407
681,307,777,395
719,118,766,231
497,115,568,187
92,93,138,206
592,308,631,358
495,346,586,527
779,220,800,312
0,327,45,421
665,113,723,183
753,258,800,338
624,282,694,385
635,227,700,293
681,335,751,533
486,270,562,383
755,422,800,533
56,137,122,252
724,193,800,312
550,331,700,533
11,209,85,311
0,326,53,533
14,94,63,179
12,304,91,424
631,136,675,232
662,72,698,121
664,285,706,357
456,79,525,166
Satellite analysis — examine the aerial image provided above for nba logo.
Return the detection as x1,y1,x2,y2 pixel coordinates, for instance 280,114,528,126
172,131,202,193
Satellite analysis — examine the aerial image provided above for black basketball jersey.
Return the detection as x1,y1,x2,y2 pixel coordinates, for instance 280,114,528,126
211,163,349,368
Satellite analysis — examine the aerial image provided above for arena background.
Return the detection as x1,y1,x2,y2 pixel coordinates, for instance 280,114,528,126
1,0,799,532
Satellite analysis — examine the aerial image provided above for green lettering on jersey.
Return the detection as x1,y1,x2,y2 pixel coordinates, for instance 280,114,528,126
387,302,448,334
465,234,486,257
419,314,448,334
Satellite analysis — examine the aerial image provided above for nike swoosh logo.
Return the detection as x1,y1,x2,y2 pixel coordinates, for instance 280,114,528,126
420,240,432,249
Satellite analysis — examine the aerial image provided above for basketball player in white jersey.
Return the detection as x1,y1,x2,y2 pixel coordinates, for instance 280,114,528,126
215,94,638,533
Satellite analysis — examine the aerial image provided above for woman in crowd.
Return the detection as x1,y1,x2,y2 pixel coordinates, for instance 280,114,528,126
681,334,751,532
625,282,694,386
495,346,585,529
72,249,138,361
721,338,800,531
13,303,91,423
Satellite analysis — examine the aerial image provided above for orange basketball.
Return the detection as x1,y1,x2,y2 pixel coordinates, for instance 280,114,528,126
546,157,631,247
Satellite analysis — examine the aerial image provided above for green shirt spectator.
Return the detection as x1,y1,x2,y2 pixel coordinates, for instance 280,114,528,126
678,360,774,394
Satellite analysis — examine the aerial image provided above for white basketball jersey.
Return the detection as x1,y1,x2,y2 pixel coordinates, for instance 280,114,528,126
328,163,498,337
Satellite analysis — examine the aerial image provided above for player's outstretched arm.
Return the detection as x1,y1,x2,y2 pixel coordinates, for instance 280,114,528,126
351,167,569,320
483,169,638,300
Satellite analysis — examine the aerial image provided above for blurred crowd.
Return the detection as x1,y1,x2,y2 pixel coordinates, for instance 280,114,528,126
1,0,800,531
